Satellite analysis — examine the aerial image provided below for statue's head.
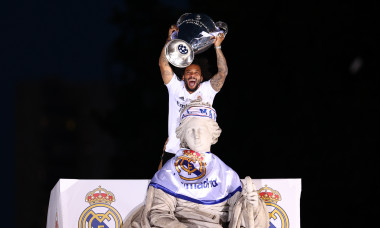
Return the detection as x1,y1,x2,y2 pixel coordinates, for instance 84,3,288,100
176,101,221,152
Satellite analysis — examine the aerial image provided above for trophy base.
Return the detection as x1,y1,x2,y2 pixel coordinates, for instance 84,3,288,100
165,39,194,68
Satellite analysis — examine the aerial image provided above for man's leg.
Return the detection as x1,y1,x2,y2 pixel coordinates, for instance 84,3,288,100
158,138,170,170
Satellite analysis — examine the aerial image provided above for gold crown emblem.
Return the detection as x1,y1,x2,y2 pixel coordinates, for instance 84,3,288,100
85,186,115,205
258,185,282,204
183,150,205,161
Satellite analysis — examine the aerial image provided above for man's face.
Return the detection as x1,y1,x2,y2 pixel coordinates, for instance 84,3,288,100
184,118,212,153
182,64,203,93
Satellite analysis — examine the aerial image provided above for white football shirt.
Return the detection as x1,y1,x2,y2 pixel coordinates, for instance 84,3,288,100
165,74,218,154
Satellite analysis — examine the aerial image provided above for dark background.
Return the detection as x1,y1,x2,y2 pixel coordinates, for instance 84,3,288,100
3,0,379,227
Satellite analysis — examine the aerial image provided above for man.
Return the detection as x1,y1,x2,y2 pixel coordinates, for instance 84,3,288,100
123,102,269,228
158,25,228,169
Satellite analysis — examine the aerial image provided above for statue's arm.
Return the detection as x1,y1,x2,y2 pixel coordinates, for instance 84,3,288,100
149,189,187,228
210,33,228,92
159,25,178,85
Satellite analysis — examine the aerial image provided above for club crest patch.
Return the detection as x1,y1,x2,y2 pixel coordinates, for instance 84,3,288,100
175,150,206,181
258,185,290,228
78,186,123,228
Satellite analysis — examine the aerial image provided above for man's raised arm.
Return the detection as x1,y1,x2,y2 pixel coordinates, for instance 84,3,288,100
159,25,178,84
210,33,228,92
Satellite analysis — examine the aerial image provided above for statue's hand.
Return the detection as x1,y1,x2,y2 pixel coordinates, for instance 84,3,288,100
242,176,259,208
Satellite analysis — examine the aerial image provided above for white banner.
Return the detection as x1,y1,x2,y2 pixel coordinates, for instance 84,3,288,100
253,179,301,228
47,179,301,228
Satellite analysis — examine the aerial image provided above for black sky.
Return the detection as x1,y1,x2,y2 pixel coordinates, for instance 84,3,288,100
3,0,380,227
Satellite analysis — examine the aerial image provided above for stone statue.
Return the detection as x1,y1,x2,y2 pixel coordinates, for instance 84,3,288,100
123,102,269,228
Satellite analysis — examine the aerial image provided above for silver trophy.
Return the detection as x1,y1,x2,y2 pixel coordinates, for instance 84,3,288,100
165,13,228,68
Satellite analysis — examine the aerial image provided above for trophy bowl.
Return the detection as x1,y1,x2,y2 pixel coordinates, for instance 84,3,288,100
165,13,228,68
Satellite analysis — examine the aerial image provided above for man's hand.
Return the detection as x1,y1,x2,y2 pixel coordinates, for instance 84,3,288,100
168,25,178,42
213,33,225,47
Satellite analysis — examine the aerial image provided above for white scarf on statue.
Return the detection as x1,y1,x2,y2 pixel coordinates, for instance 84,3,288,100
150,149,242,205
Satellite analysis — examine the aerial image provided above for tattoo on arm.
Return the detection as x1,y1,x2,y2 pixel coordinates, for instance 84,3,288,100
210,49,228,91
159,48,169,67
159,46,173,82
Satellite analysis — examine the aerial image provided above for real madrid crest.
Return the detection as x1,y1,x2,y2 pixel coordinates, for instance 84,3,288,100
175,150,206,181
258,185,290,228
78,186,123,228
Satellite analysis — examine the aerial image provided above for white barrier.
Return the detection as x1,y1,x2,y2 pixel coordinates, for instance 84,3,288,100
47,179,301,228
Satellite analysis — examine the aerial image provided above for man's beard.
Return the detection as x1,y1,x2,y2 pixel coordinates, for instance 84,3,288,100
185,81,200,92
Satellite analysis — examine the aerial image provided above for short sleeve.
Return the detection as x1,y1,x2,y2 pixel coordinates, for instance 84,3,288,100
202,80,218,97
165,73,182,94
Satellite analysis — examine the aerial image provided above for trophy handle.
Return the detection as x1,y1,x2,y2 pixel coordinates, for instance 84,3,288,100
177,13,192,26
171,30,178,40
215,21,228,36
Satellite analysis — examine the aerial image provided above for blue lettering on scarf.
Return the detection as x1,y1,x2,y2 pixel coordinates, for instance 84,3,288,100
182,178,218,190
